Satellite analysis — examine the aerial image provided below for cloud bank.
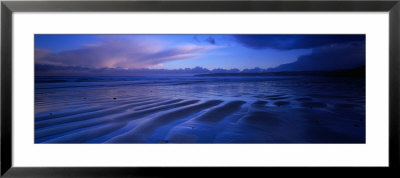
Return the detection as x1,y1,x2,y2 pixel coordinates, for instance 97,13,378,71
35,36,217,69
267,42,365,71
234,35,365,50
234,34,366,72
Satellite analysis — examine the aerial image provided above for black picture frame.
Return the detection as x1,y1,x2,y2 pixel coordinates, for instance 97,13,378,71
1,0,399,177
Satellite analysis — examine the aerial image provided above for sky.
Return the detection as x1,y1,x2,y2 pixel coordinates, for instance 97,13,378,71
35,34,365,76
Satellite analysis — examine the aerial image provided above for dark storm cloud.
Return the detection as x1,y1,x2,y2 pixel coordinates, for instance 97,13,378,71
268,42,365,71
234,35,365,50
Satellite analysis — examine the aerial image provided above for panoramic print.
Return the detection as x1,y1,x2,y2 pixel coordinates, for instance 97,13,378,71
35,34,365,143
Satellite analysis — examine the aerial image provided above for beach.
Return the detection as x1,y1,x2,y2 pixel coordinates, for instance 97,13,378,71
35,75,365,143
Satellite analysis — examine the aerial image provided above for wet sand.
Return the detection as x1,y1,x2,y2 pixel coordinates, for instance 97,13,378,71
35,76,365,143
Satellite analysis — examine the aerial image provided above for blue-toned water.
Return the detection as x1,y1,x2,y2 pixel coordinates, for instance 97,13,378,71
35,75,365,143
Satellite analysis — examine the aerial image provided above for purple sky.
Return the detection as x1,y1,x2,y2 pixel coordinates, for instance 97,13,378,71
35,34,365,76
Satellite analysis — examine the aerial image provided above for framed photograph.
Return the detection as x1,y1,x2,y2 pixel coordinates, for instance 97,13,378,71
1,0,399,177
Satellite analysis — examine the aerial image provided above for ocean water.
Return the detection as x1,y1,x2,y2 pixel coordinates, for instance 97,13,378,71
35,76,365,143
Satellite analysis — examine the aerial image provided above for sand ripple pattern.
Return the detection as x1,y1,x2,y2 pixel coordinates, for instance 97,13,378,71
35,96,365,143
35,76,365,143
